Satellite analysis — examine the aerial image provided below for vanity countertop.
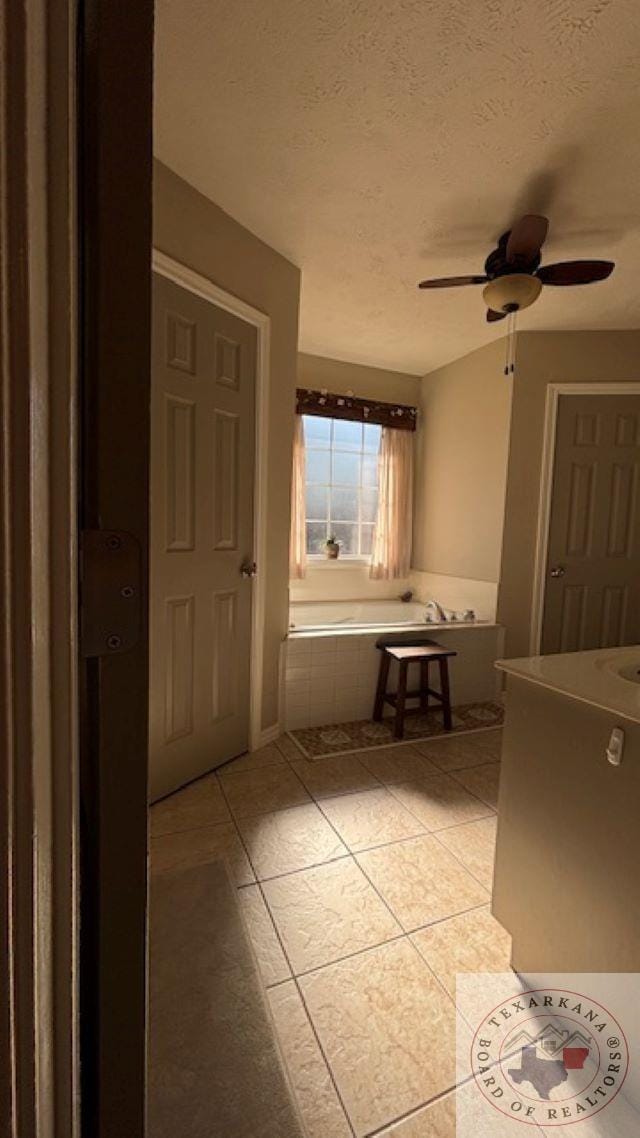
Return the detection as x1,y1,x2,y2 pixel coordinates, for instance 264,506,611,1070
496,645,640,724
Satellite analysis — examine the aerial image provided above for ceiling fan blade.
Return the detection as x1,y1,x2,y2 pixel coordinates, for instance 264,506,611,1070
418,275,487,289
486,309,507,323
506,214,549,263
537,260,614,285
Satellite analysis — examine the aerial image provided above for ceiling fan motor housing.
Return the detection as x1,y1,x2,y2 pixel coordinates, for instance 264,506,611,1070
484,233,541,279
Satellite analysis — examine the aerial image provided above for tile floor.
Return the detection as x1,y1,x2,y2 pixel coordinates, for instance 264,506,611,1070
150,726,513,1138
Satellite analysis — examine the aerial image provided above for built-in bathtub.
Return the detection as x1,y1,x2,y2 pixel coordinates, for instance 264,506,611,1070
285,599,504,731
290,599,451,631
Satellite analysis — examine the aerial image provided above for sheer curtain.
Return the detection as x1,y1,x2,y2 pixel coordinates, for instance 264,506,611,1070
289,415,307,579
370,427,413,579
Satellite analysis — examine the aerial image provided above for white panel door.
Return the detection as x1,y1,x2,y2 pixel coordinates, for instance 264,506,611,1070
149,273,256,800
541,393,640,654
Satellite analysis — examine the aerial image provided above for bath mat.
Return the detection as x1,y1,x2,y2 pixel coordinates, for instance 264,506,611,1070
288,701,504,760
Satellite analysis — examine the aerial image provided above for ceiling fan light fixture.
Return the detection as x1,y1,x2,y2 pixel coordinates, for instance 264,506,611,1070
482,273,542,313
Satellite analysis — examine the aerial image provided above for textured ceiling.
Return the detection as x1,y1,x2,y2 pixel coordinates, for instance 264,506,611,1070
154,0,640,374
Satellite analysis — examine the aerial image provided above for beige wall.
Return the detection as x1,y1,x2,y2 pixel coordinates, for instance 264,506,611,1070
498,330,640,657
153,161,301,732
298,352,420,405
413,338,513,584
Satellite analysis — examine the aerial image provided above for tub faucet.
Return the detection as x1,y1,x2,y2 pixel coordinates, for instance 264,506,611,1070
424,599,446,623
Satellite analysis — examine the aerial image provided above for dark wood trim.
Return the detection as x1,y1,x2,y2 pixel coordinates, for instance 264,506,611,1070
78,0,153,1134
1,2,37,1128
296,387,417,431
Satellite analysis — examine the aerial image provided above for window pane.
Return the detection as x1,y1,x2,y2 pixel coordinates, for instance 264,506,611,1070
303,415,331,447
361,486,378,523
333,419,362,452
332,451,360,485
330,487,358,522
300,414,382,563
362,454,379,486
332,522,357,555
306,448,330,483
306,521,327,555
363,423,382,453
306,484,328,520
360,524,375,555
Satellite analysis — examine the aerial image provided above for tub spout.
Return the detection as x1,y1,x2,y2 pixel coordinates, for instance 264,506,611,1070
424,599,446,623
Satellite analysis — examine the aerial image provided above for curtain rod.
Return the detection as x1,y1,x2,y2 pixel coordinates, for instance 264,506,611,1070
296,387,417,431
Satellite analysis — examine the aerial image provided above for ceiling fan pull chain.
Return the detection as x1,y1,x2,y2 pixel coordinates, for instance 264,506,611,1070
510,312,517,375
503,311,517,376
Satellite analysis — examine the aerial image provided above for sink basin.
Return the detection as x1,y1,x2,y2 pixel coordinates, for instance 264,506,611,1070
616,662,640,684
600,650,640,685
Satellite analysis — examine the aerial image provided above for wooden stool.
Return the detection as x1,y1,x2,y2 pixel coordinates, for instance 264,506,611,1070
373,642,457,740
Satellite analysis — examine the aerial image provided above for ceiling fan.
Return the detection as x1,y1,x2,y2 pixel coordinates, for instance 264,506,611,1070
418,215,615,322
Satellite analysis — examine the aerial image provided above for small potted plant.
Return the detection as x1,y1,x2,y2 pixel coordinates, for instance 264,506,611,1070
325,534,340,560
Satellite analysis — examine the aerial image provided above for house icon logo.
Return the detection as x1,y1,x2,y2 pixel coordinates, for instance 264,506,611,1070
507,1025,593,1070
470,987,629,1127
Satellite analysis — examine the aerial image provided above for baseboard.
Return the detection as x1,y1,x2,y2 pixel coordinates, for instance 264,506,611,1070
254,722,281,750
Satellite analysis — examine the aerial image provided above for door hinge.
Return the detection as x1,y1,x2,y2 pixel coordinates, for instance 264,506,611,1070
79,529,142,658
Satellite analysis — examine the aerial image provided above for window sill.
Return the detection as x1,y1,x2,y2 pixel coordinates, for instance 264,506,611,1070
305,558,372,570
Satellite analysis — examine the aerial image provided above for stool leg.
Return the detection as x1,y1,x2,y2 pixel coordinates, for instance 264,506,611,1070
439,657,452,731
420,658,429,715
373,652,390,721
395,660,408,739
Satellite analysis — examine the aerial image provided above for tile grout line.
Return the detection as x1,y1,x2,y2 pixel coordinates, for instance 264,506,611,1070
382,778,496,833
314,797,428,857
154,799,493,888
152,780,495,891
293,771,387,801
283,929,408,985
353,837,493,941
311,792,410,940
261,881,491,987
407,898,492,939
307,776,496,842
218,762,358,1135
292,974,358,1138
251,851,353,886
431,821,497,894
448,761,501,808
363,1070,480,1138
406,920,489,1033
289,928,486,1137
215,772,263,889
274,788,438,1136
239,880,293,987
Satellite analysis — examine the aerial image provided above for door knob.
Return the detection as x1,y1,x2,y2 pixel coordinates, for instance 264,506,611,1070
549,565,566,578
240,560,257,579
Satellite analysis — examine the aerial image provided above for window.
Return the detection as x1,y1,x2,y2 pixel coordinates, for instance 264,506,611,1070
303,415,381,558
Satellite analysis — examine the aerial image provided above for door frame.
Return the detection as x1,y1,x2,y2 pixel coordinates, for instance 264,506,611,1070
1,0,80,1130
530,382,640,654
152,250,271,751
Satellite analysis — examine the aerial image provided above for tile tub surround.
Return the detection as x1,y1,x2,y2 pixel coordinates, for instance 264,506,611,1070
149,727,513,1137
285,623,505,731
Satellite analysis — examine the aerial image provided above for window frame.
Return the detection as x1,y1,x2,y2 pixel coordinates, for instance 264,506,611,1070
303,414,381,562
